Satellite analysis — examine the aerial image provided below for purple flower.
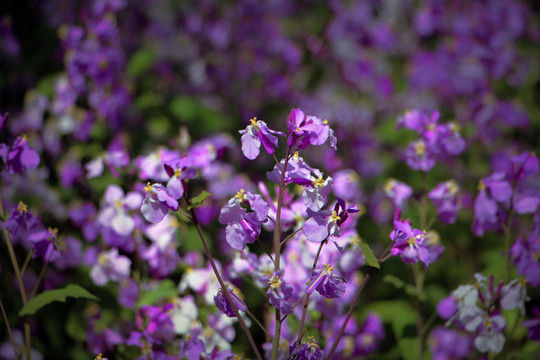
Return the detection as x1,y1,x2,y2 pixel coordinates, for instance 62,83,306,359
267,272,294,315
510,235,540,286
141,183,179,224
303,200,351,243
162,155,198,199
332,169,363,203
286,108,337,150
239,117,284,160
306,264,346,299
90,248,131,286
98,185,143,236
27,227,61,263
290,336,325,360
389,209,431,267
0,134,40,173
405,139,436,171
218,189,268,250
384,178,413,208
428,327,472,360
500,278,527,314
428,180,461,224
465,313,506,353
213,283,247,318
523,306,540,342
473,174,512,236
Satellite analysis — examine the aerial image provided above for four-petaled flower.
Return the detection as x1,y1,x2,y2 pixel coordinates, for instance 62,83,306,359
239,117,284,160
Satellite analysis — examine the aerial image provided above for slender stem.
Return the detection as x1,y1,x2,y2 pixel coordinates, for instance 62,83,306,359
296,240,327,345
246,308,270,337
503,210,514,282
30,262,48,299
325,267,376,359
184,195,262,360
256,237,275,265
20,251,34,276
280,228,301,246
0,296,20,360
271,146,292,360
0,195,31,360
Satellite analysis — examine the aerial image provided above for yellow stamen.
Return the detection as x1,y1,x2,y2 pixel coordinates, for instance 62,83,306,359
174,168,182,177
234,189,246,200
17,201,28,213
331,211,341,223
249,117,259,131
478,180,486,191
144,182,153,193
407,237,417,246
414,140,426,156
323,264,334,272
384,178,396,193
450,122,461,133
313,177,325,187
323,119,328,125
95,354,103,360
447,179,459,195
268,274,282,290
114,199,123,209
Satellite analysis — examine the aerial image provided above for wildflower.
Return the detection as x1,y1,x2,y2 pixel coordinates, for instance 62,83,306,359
0,134,40,173
90,248,131,286
98,185,143,236
267,272,294,315
239,117,284,160
428,179,461,224
306,264,346,299
290,336,325,360
286,108,337,150
465,313,506,353
384,178,412,208
389,209,430,267
303,198,359,243
219,189,268,250
141,183,179,223
213,283,247,318
163,155,198,199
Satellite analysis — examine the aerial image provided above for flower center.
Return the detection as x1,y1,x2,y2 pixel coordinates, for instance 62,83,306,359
234,189,246,200
414,140,426,156
313,177,325,187
331,211,341,223
323,264,334,273
17,201,28,213
268,274,282,290
447,179,458,195
144,182,153,194
174,168,182,178
250,117,259,131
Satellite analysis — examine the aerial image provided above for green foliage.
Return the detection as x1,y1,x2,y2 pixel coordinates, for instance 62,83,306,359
137,279,177,306
19,284,98,316
360,241,380,269
127,48,156,77
188,191,211,210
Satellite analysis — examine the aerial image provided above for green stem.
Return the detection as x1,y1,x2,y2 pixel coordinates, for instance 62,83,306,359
271,147,292,360
0,194,31,360
0,296,20,360
185,195,262,360
295,240,327,345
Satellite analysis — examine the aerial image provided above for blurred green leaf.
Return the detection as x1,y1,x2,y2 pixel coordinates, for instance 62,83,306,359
398,338,419,360
365,300,416,339
66,312,87,342
188,191,212,210
360,241,380,269
19,284,98,316
127,48,156,77
137,279,177,306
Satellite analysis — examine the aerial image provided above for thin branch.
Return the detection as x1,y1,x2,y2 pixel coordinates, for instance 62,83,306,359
0,296,20,360
184,194,263,360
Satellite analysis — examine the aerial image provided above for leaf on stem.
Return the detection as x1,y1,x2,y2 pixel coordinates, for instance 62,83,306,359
359,241,380,269
187,191,212,210
19,284,98,316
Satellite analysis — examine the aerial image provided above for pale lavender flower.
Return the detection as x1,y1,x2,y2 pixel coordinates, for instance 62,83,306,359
384,178,412,208
90,248,131,286
239,117,284,160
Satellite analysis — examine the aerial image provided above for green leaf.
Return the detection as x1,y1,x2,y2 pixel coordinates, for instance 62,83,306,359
364,300,416,339
359,241,380,269
398,338,419,360
19,284,98,316
384,274,406,289
188,191,212,210
127,48,156,77
137,279,177,306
